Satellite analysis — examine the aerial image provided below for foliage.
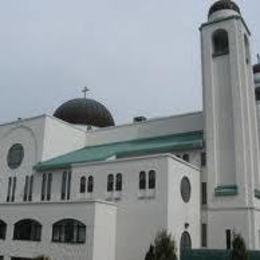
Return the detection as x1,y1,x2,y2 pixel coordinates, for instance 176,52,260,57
145,230,178,260
34,256,51,260
231,233,249,260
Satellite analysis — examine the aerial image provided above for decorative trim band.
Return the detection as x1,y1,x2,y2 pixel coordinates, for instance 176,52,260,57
215,185,238,197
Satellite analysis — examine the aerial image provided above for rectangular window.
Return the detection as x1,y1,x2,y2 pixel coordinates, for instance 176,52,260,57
28,176,34,202
7,177,12,202
41,174,46,201
226,229,231,249
67,171,71,200
201,223,207,247
11,177,16,202
23,176,29,201
202,182,207,205
201,152,207,167
61,171,67,200
47,173,52,201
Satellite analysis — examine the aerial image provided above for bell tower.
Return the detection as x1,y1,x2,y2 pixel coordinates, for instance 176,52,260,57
201,0,260,249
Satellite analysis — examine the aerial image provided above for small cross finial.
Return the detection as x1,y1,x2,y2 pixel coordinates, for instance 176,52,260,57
257,54,260,64
82,86,90,99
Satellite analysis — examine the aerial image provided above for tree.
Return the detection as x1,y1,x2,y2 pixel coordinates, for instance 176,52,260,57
231,233,249,260
145,245,155,260
145,230,178,260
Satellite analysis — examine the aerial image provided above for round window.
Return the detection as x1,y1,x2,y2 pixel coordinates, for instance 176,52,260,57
180,177,191,203
7,144,24,169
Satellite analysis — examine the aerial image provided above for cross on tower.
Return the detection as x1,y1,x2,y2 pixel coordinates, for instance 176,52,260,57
82,86,90,99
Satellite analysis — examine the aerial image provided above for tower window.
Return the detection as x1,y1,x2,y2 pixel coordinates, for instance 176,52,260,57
212,29,229,56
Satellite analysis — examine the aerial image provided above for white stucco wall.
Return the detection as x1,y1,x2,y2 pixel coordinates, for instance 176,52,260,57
167,159,200,252
0,200,116,260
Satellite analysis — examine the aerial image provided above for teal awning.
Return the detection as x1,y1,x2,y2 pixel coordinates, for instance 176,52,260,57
34,131,204,172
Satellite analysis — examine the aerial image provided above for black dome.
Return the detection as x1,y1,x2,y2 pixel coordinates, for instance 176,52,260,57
253,64,260,74
54,98,115,127
209,0,240,17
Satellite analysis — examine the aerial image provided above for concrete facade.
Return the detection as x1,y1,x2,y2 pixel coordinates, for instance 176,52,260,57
0,1,260,260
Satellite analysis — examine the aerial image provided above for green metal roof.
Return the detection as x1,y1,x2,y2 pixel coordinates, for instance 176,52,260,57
34,131,204,172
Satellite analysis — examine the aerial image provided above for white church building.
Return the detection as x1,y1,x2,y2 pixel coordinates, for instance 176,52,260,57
0,1,260,259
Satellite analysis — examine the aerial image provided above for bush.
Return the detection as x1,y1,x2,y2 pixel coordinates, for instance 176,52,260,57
231,233,249,260
145,230,178,260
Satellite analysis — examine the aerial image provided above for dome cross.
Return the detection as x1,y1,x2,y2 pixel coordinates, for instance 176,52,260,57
82,86,90,99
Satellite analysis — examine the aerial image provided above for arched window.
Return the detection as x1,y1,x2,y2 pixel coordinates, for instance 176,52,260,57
116,173,122,191
0,220,7,240
13,219,42,241
148,170,156,189
212,29,229,56
107,174,114,192
87,176,94,193
52,219,86,243
139,171,146,190
80,176,86,193
180,231,192,252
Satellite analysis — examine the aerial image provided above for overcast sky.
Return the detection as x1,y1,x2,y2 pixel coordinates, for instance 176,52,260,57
0,0,259,125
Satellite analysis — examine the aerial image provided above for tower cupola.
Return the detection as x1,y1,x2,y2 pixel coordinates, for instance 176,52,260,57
208,0,241,21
